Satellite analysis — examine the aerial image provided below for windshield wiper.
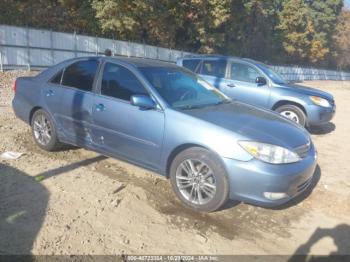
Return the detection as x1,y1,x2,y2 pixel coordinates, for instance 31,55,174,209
177,100,230,110
215,99,231,105
177,104,207,110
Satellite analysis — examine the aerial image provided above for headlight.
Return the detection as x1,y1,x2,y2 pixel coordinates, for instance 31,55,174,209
238,141,301,164
309,96,331,107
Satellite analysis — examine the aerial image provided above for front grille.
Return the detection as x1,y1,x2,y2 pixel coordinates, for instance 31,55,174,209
294,142,311,158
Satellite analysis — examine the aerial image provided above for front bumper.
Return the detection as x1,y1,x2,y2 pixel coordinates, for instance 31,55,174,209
223,143,317,207
306,104,336,126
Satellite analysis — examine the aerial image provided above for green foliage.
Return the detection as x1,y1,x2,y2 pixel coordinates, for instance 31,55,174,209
277,0,316,62
0,0,347,68
34,175,45,182
277,0,343,64
0,0,99,34
334,10,350,69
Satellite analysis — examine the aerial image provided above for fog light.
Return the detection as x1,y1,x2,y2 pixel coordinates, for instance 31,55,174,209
263,192,288,200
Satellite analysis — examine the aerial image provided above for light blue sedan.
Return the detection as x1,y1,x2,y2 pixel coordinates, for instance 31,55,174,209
12,57,317,212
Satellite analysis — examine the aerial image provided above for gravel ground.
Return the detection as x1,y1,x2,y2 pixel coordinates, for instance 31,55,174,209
0,71,349,256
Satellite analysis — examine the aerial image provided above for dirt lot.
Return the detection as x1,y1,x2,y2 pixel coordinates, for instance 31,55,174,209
0,71,349,256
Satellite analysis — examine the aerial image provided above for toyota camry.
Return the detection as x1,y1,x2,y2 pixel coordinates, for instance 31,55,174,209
12,57,317,212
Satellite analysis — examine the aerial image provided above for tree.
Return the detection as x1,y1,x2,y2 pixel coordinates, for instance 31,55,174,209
0,0,98,34
222,0,283,62
0,0,347,69
277,0,318,63
308,0,343,65
92,0,231,52
334,10,350,69
277,0,343,64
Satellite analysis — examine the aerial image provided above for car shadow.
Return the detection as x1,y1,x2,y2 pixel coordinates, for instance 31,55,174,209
288,224,350,261
0,164,48,255
220,199,241,210
33,155,107,181
0,155,107,255
309,122,336,135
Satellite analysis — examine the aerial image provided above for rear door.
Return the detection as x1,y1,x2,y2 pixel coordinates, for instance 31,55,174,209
197,59,229,91
222,61,271,108
57,59,100,146
91,62,165,170
43,69,65,125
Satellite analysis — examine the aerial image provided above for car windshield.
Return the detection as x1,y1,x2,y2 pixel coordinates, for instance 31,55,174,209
257,63,287,84
139,66,230,109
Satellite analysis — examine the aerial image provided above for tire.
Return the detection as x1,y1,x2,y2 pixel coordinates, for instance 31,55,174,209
169,147,229,212
31,109,64,151
275,104,307,127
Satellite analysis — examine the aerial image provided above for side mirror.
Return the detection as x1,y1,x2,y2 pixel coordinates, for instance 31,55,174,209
130,95,157,109
256,76,267,86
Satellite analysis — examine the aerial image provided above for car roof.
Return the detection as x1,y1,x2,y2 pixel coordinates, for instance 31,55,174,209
180,55,260,64
104,56,178,68
65,56,178,69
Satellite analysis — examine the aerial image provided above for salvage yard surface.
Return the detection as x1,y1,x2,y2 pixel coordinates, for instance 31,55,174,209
0,71,349,256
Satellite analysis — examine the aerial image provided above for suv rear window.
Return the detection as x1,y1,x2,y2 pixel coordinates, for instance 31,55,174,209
182,59,201,72
200,60,226,78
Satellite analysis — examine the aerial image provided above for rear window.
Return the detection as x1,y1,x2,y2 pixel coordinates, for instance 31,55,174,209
200,60,226,78
182,59,201,72
50,70,63,84
62,60,99,91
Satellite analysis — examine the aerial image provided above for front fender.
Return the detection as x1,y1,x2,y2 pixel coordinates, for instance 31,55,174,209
159,110,253,175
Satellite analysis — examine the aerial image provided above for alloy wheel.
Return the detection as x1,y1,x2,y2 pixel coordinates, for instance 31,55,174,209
33,113,52,146
175,159,217,205
280,110,300,123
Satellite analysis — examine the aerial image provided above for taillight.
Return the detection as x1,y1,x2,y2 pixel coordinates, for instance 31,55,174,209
13,80,17,92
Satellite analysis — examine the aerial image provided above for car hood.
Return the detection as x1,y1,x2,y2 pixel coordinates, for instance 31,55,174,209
279,83,333,101
182,102,310,149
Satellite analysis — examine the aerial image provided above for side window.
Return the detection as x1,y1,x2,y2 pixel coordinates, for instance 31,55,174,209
101,63,148,101
62,60,99,91
50,70,63,84
182,59,201,73
230,63,261,83
200,60,226,78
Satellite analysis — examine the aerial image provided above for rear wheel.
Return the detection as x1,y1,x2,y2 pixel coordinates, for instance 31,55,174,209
275,104,306,127
169,147,229,212
31,109,64,151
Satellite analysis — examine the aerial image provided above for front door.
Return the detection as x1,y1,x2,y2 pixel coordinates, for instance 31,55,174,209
91,62,165,170
221,62,271,108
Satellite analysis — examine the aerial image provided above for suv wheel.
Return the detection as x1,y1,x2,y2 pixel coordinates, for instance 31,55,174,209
169,147,229,212
275,105,306,127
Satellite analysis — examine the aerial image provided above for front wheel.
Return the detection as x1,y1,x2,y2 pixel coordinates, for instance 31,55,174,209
275,104,307,127
169,147,229,212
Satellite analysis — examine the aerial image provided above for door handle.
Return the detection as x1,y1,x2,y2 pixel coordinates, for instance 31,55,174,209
227,83,236,88
95,103,106,112
46,90,54,97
